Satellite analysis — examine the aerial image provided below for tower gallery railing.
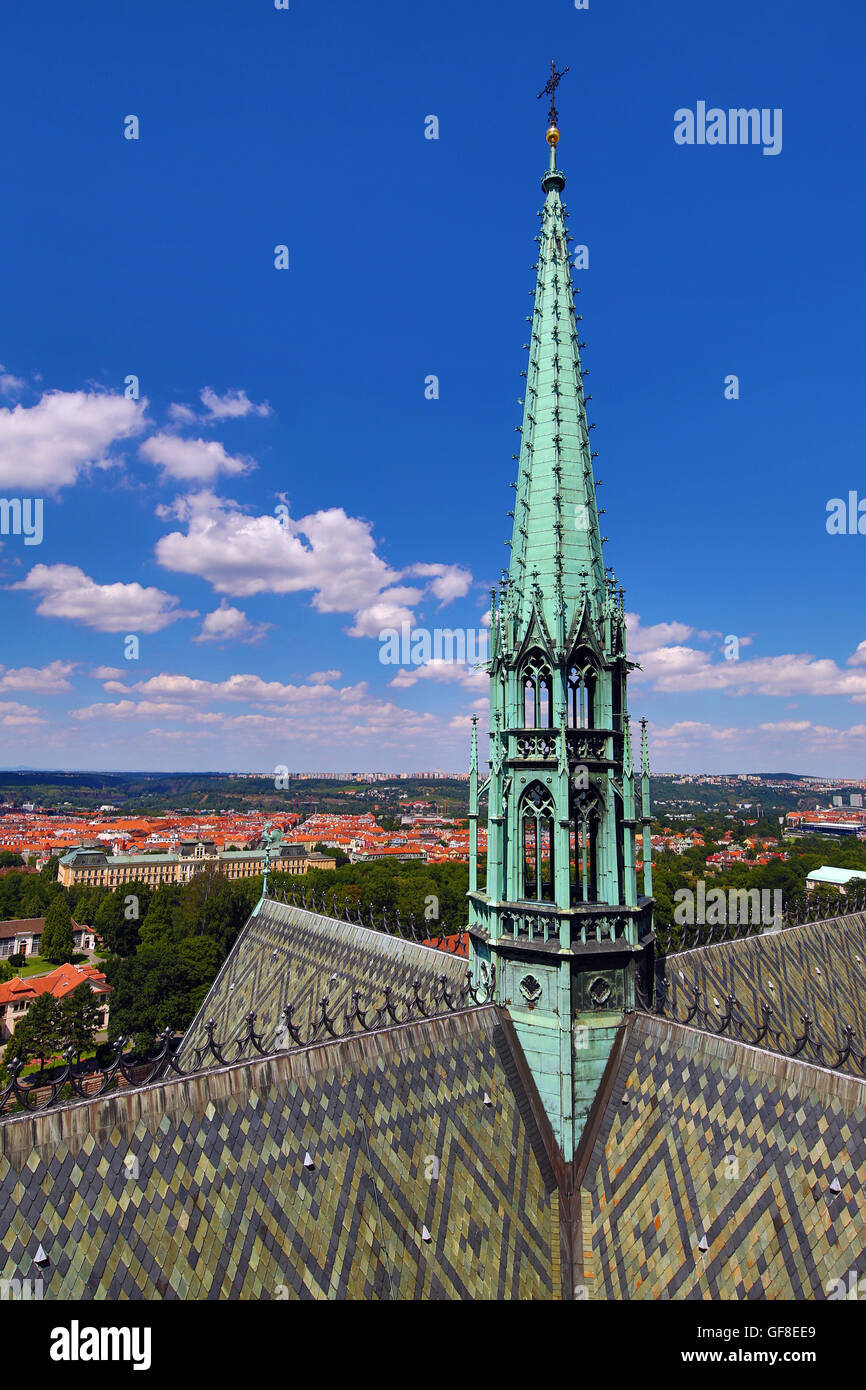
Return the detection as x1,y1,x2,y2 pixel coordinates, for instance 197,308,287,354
656,884,866,955
0,966,495,1119
635,973,866,1078
265,881,468,955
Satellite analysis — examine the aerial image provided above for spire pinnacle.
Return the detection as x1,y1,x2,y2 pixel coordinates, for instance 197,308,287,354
623,714,634,778
640,717,651,777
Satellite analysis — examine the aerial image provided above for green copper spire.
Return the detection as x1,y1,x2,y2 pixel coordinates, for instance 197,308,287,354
505,104,604,641
469,78,655,1159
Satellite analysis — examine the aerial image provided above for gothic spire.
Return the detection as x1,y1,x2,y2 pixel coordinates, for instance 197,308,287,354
507,102,605,639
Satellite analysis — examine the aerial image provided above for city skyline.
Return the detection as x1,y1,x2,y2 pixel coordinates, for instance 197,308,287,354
1,0,864,776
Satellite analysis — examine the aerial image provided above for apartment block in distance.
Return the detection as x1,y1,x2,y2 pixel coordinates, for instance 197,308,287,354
57,839,336,890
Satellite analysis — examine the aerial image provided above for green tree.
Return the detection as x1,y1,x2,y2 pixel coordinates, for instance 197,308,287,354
93,882,149,956
38,855,60,883
41,894,74,964
313,842,349,867
20,877,49,918
59,983,102,1063
5,993,62,1075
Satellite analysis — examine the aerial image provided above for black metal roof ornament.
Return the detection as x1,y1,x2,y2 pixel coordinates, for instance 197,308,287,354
537,59,570,130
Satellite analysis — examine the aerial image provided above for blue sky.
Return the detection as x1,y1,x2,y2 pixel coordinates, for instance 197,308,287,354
0,0,864,775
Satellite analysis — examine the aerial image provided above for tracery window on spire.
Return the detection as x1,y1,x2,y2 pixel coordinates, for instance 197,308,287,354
521,652,553,729
520,781,555,903
567,659,596,729
571,792,600,906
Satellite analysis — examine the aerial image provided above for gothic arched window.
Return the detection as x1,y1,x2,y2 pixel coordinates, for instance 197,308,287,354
520,781,555,903
571,789,601,905
521,652,553,730
567,659,597,729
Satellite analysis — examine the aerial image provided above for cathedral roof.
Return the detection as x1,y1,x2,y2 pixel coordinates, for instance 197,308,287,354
579,1011,866,1299
2,896,866,1299
179,897,469,1065
660,911,866,1074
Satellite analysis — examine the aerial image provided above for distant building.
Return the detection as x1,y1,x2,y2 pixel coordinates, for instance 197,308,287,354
348,847,428,863
852,794,864,808
57,841,336,890
805,866,866,893
0,918,97,959
0,960,110,1042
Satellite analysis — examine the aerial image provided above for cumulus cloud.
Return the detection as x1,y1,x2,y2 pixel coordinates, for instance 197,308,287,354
200,387,272,420
12,565,198,633
70,676,439,745
626,612,866,701
406,562,472,603
389,659,488,691
0,700,45,726
0,370,26,398
0,660,75,693
89,666,126,680
168,403,198,425
0,390,147,491
307,670,341,684
154,492,471,638
123,671,334,704
193,600,271,645
139,434,251,483
625,614,696,654
650,720,741,745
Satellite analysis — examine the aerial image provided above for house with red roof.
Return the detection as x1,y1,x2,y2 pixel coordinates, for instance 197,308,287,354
0,961,110,1043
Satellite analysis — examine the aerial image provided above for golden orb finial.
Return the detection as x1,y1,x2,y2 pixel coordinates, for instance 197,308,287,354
546,125,560,147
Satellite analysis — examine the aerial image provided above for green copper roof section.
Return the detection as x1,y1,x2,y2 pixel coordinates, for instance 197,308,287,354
506,132,605,640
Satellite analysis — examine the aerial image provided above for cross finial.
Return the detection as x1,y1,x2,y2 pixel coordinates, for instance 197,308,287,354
538,60,570,129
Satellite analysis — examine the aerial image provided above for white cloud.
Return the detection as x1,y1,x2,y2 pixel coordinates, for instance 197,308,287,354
627,612,866,701
0,700,45,726
155,492,470,638
649,720,741,745
12,565,198,633
126,671,335,704
0,372,26,398
758,720,813,733
0,660,75,693
626,613,697,654
307,670,341,684
70,676,439,745
389,659,488,691
406,562,472,603
89,666,126,680
167,403,198,425
200,387,272,420
139,434,251,482
0,390,147,491
193,600,271,645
